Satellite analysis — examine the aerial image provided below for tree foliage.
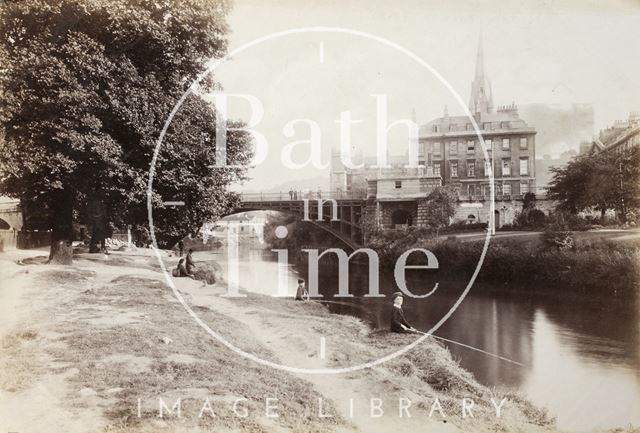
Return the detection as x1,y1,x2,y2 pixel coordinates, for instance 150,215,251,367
547,147,640,221
0,0,252,255
423,186,457,230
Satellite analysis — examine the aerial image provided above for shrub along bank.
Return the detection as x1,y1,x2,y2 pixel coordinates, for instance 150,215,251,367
367,229,639,294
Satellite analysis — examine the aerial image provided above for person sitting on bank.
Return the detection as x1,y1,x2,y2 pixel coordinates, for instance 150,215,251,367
295,278,309,301
185,248,196,274
172,258,193,278
390,292,417,333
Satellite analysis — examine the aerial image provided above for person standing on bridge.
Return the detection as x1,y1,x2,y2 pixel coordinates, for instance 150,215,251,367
390,292,417,333
288,189,294,200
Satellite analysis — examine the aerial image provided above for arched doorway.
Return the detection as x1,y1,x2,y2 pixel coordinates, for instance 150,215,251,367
391,209,412,228
0,218,10,230
494,210,500,231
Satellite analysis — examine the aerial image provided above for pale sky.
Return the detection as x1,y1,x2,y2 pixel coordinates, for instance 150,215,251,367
211,0,640,191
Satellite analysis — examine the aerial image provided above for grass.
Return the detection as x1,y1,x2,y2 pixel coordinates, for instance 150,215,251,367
38,268,348,433
2,251,562,433
0,328,40,392
225,291,556,431
366,230,640,293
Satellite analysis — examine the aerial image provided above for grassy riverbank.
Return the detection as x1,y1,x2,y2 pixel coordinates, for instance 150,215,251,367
367,229,640,294
0,248,562,433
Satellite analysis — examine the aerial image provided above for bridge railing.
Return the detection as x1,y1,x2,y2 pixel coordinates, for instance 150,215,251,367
239,190,367,202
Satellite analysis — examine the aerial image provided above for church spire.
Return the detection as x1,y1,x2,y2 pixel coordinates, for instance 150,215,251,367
469,31,493,115
474,31,485,80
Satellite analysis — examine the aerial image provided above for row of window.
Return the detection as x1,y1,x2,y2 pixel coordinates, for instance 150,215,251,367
464,182,530,196
432,121,514,133
430,157,529,177
426,137,529,156
394,180,531,195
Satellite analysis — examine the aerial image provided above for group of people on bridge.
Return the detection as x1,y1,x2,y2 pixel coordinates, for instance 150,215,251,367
288,188,323,201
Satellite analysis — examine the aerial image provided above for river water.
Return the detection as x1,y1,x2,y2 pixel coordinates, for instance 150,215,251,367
203,240,640,432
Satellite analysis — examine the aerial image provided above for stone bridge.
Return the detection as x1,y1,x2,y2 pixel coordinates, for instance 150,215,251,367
0,199,22,230
233,191,368,249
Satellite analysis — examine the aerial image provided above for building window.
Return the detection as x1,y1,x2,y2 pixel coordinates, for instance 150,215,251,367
520,137,528,149
483,123,491,130
520,182,530,194
519,157,529,175
433,142,441,156
467,160,475,177
434,163,441,177
395,181,402,189
466,123,473,131
501,121,509,128
449,141,458,155
503,183,512,196
502,159,511,176
450,161,458,177
449,124,457,132
484,138,492,149
433,125,440,132
502,138,510,150
467,140,475,153
484,158,493,176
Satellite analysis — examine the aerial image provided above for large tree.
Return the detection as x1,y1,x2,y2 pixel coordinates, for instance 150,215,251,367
423,185,458,231
0,0,252,260
547,147,640,221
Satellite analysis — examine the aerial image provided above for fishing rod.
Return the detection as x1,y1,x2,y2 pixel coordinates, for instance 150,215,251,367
414,330,525,367
312,300,523,366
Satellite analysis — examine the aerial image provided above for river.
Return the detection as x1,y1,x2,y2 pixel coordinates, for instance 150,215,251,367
203,239,640,432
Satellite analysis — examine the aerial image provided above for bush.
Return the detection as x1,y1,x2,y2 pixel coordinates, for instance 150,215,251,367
541,226,575,250
528,209,547,227
444,221,488,233
514,207,546,229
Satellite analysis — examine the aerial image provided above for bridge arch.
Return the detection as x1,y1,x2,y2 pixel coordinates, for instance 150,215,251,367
220,207,361,251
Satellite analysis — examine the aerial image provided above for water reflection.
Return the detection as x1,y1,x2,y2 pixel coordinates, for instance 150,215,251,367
201,243,640,431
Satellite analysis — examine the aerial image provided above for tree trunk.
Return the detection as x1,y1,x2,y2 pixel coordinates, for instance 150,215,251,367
49,190,74,264
88,197,107,253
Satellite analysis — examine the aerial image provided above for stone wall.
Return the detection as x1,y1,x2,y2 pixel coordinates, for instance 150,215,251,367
378,201,417,228
453,196,556,228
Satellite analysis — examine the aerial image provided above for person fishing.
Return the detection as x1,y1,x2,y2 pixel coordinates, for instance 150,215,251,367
390,292,418,333
295,278,309,301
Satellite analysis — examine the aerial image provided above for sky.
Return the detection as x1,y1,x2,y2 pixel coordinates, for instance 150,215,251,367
210,0,640,191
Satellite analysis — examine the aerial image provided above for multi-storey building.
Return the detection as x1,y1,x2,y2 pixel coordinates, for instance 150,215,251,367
330,36,540,230
584,112,640,156
419,38,537,200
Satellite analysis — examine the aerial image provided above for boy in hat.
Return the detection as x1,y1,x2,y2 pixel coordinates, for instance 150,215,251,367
390,292,417,333
295,278,309,301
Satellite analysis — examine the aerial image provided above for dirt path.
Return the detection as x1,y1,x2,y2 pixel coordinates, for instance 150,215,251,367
183,285,462,433
0,249,109,433
0,248,558,433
